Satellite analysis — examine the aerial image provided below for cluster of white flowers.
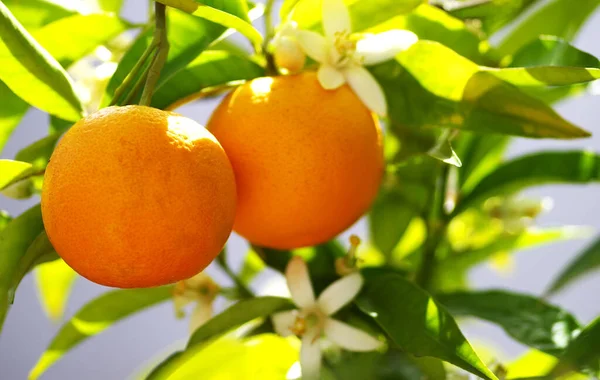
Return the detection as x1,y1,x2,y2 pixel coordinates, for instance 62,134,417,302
272,0,417,116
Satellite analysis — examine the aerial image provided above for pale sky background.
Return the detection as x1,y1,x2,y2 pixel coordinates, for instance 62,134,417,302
1,1,600,379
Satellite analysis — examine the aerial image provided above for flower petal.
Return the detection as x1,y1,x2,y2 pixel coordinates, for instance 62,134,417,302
356,30,418,65
344,65,387,116
317,272,363,315
285,256,316,308
189,302,212,334
324,318,383,352
318,64,346,90
300,334,322,380
322,0,351,39
272,310,297,337
296,30,328,63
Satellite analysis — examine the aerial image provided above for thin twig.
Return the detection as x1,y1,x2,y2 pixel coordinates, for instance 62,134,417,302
140,2,170,106
110,41,158,106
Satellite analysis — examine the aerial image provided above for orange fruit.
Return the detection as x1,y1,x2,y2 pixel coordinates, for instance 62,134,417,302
42,106,236,288
207,72,384,249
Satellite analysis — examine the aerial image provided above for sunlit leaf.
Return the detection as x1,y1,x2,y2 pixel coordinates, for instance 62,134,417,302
0,205,44,334
33,13,129,68
0,210,11,231
438,290,581,356
356,269,498,380
15,133,60,170
552,317,600,376
192,5,262,51
368,4,486,63
150,334,297,380
280,0,301,21
97,0,124,14
506,349,588,379
547,235,600,295
156,0,199,13
0,159,34,190
238,248,266,286
187,297,294,348
511,36,600,69
3,0,74,29
0,2,83,121
103,1,250,106
293,0,423,33
456,151,600,214
35,259,78,322
152,50,264,110
495,0,600,57
29,286,174,380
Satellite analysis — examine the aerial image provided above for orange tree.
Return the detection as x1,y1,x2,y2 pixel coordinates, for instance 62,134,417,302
1,0,600,378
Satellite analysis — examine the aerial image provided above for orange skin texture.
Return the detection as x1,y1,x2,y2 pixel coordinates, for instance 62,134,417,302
207,72,384,249
42,106,236,288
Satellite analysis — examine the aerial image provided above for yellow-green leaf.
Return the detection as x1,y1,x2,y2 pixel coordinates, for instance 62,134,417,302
35,259,78,322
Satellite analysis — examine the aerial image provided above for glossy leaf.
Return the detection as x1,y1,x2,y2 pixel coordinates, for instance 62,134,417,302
438,290,581,356
151,334,297,380
192,5,262,51
2,0,74,29
495,0,600,57
445,0,538,35
456,133,510,194
0,2,83,121
510,36,600,69
0,204,44,334
103,1,249,106
356,269,498,380
293,0,423,33
368,4,485,63
35,259,78,322
456,151,600,214
29,286,174,380
548,235,600,295
484,66,600,87
0,82,28,154
187,297,295,348
152,50,264,110
552,317,600,376
156,0,200,13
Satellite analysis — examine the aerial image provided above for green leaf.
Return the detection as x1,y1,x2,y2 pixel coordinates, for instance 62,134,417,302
547,236,600,295
151,50,264,110
0,82,29,154
0,204,44,334
150,334,297,380
356,269,498,380
552,317,600,376
97,0,124,13
369,192,415,257
15,133,60,170
29,286,174,380
0,210,11,231
238,248,266,285
2,0,75,29
156,0,199,13
456,151,600,214
35,259,78,322
483,66,600,87
438,290,581,356
187,297,295,348
456,133,510,194
0,2,83,121
293,0,423,33
192,5,261,51
32,13,129,68
427,131,462,167
367,4,485,63
103,1,249,106
495,0,600,57
510,36,600,69
280,0,301,21
0,159,35,190
435,226,589,292
445,0,538,36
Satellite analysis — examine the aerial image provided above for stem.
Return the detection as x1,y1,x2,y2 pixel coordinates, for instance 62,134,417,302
110,40,157,106
216,253,253,299
416,164,449,291
263,0,277,75
140,2,169,106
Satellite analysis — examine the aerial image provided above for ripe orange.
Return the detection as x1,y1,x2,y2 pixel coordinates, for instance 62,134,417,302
207,72,384,249
42,106,236,288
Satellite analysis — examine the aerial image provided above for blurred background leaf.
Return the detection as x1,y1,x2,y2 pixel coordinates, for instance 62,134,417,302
547,235,600,295
35,259,78,322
